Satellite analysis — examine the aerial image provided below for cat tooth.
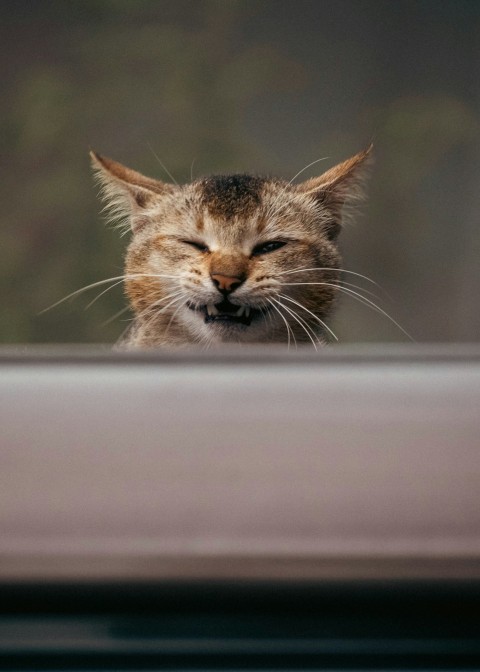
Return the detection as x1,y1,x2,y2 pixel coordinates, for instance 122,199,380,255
235,306,245,317
245,306,251,318
207,303,219,316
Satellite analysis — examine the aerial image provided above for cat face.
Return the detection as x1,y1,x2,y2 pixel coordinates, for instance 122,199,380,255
91,148,371,348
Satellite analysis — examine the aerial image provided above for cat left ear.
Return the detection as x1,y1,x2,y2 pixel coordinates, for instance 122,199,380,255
90,151,175,233
296,145,372,240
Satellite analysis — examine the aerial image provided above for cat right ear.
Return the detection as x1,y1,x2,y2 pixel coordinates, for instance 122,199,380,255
90,151,175,233
296,145,372,240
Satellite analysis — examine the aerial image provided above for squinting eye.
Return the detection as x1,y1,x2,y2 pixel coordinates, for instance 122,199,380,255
182,240,209,253
251,241,286,257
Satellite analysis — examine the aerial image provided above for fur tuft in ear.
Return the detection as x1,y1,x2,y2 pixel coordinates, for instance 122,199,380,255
296,144,372,240
90,151,175,234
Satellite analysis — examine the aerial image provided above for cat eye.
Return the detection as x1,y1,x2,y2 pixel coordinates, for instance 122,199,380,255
251,241,286,257
182,240,209,253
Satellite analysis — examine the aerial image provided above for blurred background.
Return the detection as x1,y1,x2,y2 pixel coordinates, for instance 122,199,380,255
1,0,479,344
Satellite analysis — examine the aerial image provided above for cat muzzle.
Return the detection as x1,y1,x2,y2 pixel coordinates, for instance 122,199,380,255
187,299,261,326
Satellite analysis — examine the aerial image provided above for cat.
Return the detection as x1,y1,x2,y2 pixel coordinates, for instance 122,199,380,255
90,146,371,349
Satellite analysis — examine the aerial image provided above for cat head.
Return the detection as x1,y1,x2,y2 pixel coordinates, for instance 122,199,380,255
91,147,371,347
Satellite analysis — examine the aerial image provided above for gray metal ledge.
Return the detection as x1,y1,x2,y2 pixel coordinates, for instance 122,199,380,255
1,344,479,582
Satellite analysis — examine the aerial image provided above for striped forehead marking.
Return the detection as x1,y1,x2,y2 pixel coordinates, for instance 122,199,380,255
200,174,265,219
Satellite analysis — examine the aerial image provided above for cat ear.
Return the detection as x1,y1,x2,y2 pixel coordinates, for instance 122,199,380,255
90,151,175,233
296,145,372,240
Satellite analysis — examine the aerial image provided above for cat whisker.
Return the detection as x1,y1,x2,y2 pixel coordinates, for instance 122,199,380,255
333,281,382,301
114,300,169,345
278,293,338,342
267,299,294,349
261,305,275,332
101,305,132,327
263,159,327,223
39,275,130,314
84,279,125,310
39,273,180,314
122,292,185,335
281,281,413,340
147,142,179,186
333,285,410,336
123,296,186,342
287,156,329,186
141,300,181,335
190,157,197,182
272,298,319,351
260,306,269,333
277,266,385,291
164,293,191,337
264,157,329,222
140,292,188,330
128,302,165,331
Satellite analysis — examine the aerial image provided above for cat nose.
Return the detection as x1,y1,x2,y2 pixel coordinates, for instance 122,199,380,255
211,273,244,294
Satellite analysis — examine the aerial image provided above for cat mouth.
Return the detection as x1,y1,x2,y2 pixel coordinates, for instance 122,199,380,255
187,299,262,326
